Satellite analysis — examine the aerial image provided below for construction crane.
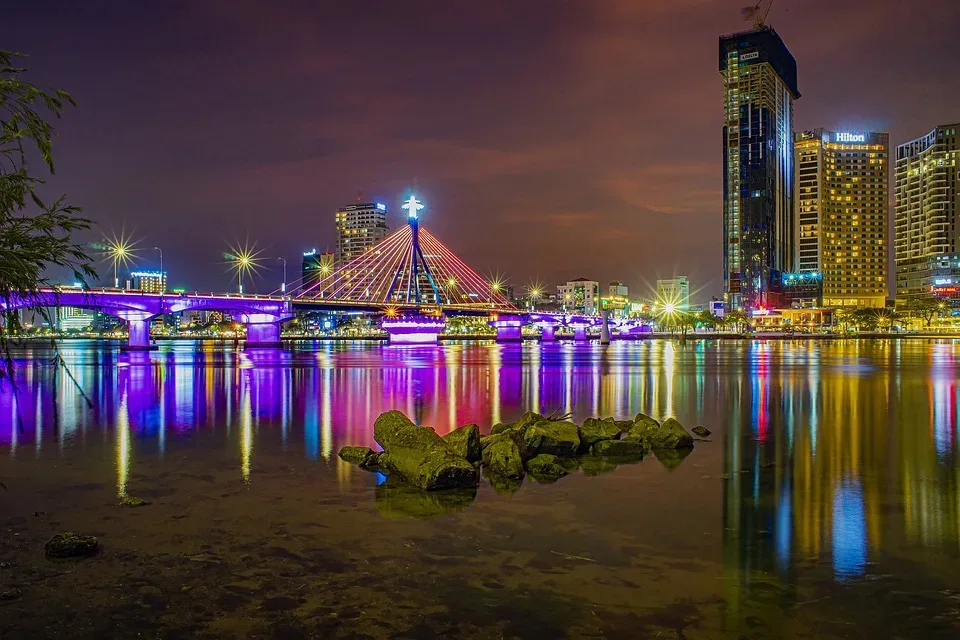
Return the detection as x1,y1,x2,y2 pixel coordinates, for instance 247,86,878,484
741,0,775,29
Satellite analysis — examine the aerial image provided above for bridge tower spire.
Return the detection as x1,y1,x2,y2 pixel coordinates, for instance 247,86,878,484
400,195,441,306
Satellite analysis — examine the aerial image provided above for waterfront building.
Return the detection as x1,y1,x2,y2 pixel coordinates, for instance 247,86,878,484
656,276,691,310
608,280,628,297
558,278,600,314
129,270,167,294
56,307,93,332
794,129,889,308
335,201,389,267
720,27,800,310
895,124,960,305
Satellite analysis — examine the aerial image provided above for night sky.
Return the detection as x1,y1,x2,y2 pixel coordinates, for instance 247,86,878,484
7,0,960,299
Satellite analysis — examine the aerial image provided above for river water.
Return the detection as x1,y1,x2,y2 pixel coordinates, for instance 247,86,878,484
0,339,959,638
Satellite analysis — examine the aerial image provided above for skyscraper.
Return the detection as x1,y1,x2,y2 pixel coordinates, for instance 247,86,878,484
129,270,166,294
895,124,960,305
720,27,800,310
302,249,334,286
656,276,691,310
335,201,388,267
793,130,889,308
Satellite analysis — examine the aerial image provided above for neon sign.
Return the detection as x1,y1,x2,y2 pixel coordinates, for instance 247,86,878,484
740,52,759,61
835,132,866,143
934,278,952,285
376,203,386,211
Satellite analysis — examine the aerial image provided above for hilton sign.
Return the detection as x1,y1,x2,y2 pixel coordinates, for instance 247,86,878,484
833,132,866,143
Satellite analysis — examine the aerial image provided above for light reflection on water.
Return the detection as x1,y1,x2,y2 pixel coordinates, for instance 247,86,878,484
1,338,960,592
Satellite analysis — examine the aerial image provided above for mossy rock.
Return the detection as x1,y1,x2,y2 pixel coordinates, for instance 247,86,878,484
120,496,150,508
592,437,646,458
481,433,525,480
442,424,481,463
44,533,100,559
491,411,543,437
373,411,479,490
580,418,623,450
525,453,568,479
523,420,580,457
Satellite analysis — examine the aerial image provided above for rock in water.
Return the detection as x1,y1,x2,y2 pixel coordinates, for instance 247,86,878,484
120,496,150,508
691,425,711,438
629,416,661,440
523,420,581,457
592,437,646,458
44,533,100,559
525,454,568,479
580,418,623,449
373,411,478,490
442,424,481,463
633,417,695,450
337,446,382,469
481,433,526,480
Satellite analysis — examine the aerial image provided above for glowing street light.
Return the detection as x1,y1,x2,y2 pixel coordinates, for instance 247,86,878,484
527,280,544,311
225,241,263,295
94,229,139,288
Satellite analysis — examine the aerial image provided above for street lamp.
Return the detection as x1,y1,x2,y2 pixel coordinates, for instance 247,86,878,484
152,246,164,293
276,257,287,295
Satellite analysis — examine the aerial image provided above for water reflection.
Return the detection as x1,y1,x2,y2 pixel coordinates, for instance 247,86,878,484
1,339,960,589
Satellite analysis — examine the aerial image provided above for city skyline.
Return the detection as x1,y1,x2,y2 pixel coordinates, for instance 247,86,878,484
6,0,960,294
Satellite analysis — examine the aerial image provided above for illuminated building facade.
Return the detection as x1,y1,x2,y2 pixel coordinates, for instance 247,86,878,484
129,270,167,294
656,276,690,310
608,280,628,297
895,124,960,303
794,129,889,308
335,202,389,267
558,278,600,315
720,27,799,310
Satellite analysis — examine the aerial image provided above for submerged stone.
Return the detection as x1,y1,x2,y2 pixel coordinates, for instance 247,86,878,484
523,420,580,457
592,437,646,459
525,453,568,479
373,411,479,490
580,418,623,450
441,423,481,463
119,496,150,508
691,425,711,438
44,533,100,559
375,481,477,519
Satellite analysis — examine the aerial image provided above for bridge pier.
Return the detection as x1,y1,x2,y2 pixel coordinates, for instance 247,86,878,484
382,314,446,345
489,315,524,343
243,314,283,348
539,324,556,342
123,318,156,350
572,326,588,342
600,310,611,345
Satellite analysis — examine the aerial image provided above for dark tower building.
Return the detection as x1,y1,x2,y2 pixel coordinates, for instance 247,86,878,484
720,27,800,309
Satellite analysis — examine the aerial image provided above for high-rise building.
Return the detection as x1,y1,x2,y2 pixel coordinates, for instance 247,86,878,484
656,276,691,310
792,129,889,308
720,27,800,310
335,201,389,266
558,278,600,314
895,124,960,305
129,271,166,293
